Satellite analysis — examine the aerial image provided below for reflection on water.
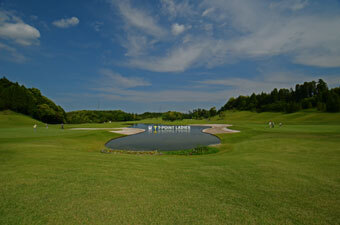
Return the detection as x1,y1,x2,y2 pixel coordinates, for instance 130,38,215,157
150,129,191,134
147,125,191,134
105,124,220,151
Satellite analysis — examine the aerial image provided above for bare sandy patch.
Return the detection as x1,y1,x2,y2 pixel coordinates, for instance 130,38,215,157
109,128,145,135
69,127,145,135
191,124,240,134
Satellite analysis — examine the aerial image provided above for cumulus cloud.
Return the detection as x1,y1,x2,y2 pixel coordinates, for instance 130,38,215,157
171,23,186,35
0,10,40,46
52,17,79,28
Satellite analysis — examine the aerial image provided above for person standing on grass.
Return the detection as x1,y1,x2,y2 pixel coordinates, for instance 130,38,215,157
33,124,37,132
46,123,48,129
61,123,64,129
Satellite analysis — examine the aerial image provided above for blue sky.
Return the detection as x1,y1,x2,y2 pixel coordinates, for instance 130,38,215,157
0,0,339,113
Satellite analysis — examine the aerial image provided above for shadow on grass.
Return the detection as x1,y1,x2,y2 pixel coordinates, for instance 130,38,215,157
101,145,219,156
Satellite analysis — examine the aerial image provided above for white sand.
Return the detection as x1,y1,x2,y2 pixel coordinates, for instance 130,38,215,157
109,128,145,135
69,127,145,135
191,124,240,134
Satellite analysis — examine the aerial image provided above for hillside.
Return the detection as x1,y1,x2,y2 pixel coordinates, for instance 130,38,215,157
0,77,66,123
0,110,44,128
218,110,340,125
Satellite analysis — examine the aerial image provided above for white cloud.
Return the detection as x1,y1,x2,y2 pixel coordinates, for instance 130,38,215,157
0,10,40,46
202,7,214,16
91,68,233,104
52,17,79,28
99,69,151,88
116,1,166,38
129,42,207,72
0,42,26,62
108,1,169,62
293,51,340,68
160,0,195,19
87,68,340,109
228,15,340,60
122,34,150,57
202,0,340,68
108,0,340,72
270,0,309,11
126,36,230,72
171,23,186,35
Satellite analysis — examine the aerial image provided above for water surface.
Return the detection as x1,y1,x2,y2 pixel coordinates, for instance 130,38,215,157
105,124,220,151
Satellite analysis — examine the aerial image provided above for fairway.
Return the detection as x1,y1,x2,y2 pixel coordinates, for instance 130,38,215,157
0,110,340,224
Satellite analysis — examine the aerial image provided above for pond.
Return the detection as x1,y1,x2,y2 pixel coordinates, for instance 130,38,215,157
105,124,220,151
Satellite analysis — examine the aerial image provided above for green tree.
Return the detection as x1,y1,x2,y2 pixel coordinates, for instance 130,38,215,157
209,107,217,117
326,91,340,112
162,111,183,121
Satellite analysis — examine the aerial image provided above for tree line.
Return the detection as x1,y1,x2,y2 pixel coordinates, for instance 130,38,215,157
161,107,218,121
0,77,67,123
161,79,340,121
1,77,339,124
66,110,137,123
219,79,340,113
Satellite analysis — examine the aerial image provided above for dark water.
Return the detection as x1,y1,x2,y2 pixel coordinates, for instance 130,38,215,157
105,124,220,151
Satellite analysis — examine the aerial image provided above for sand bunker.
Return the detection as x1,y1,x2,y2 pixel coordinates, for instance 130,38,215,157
70,127,145,135
191,124,240,134
109,128,145,135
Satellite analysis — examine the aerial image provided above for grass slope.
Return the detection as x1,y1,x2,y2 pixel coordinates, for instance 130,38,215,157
219,109,340,125
0,110,339,224
0,110,44,128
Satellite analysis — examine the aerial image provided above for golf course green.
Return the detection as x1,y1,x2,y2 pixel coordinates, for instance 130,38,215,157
0,110,339,224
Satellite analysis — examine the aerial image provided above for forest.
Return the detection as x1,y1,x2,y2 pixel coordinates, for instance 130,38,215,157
219,79,340,113
66,110,137,123
0,77,66,123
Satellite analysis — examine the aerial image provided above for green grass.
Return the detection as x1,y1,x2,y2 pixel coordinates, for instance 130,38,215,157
218,109,340,125
0,110,339,224
0,110,44,128
163,146,219,155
